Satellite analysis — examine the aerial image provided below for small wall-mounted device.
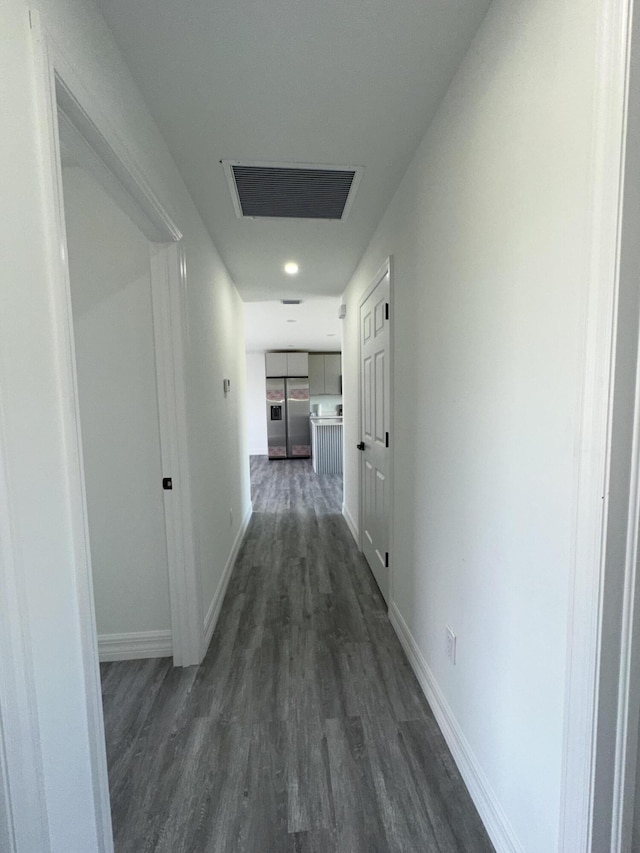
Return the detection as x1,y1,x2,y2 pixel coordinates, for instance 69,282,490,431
223,378,231,396
338,304,347,319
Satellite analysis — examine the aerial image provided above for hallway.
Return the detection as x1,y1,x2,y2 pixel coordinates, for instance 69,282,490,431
101,458,494,852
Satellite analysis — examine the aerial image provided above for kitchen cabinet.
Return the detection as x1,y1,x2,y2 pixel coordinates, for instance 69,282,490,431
265,351,308,377
324,353,342,394
286,352,308,376
310,418,343,473
265,352,287,377
308,353,341,394
308,354,325,394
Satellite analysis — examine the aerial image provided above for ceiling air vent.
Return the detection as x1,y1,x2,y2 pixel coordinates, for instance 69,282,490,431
221,160,363,221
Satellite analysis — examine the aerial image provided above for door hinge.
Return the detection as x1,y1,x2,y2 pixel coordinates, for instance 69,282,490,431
385,431,389,448
162,477,173,490
385,302,389,320
385,552,389,568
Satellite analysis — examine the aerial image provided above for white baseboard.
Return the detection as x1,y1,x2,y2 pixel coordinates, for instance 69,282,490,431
389,602,524,853
203,501,253,650
98,629,172,662
342,502,359,544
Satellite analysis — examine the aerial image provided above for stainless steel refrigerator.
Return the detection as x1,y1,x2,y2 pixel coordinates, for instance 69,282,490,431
266,376,311,459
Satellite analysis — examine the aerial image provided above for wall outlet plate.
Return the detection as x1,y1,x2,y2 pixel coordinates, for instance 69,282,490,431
446,625,456,664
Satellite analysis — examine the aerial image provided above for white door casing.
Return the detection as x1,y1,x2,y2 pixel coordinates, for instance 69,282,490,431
9,13,202,850
359,265,391,602
56,94,201,670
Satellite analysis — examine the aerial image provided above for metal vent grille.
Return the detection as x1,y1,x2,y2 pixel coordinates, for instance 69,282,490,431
222,161,363,220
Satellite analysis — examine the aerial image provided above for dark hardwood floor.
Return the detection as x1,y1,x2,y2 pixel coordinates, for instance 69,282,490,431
101,456,494,852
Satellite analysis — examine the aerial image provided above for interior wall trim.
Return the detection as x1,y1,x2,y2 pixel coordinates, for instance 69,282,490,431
559,0,634,849
149,243,202,667
342,503,359,544
0,402,49,852
389,602,524,853
98,631,173,662
203,503,253,651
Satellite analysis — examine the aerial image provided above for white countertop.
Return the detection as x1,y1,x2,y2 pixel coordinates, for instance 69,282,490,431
310,416,343,426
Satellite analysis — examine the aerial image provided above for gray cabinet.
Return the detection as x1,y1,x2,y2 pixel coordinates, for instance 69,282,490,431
308,354,325,394
324,353,342,394
265,352,287,377
265,352,309,377
308,353,341,394
286,352,308,376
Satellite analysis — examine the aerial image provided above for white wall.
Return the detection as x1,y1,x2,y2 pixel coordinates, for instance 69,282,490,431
0,0,249,848
342,0,601,850
245,352,268,455
63,166,171,638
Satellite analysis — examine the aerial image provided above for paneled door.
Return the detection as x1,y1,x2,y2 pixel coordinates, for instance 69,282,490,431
359,267,390,602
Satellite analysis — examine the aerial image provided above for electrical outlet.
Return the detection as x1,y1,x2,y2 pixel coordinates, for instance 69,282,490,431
229,507,233,527
446,625,456,664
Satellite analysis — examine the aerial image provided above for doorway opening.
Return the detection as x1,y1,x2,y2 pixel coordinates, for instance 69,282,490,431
244,299,346,514
61,156,173,665
35,17,204,843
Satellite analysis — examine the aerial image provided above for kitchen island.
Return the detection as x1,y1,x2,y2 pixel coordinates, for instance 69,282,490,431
310,416,343,474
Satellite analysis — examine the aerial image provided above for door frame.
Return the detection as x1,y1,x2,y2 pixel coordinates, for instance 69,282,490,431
10,12,202,849
607,2,640,847
0,411,49,851
357,258,394,603
50,25,201,671
57,106,202,669
559,0,640,848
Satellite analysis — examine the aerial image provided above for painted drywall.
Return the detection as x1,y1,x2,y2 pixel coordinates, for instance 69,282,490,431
0,0,249,848
63,166,171,637
246,352,268,456
342,0,601,850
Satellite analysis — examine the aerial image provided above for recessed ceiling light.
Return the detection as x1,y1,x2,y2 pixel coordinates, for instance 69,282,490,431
284,262,299,275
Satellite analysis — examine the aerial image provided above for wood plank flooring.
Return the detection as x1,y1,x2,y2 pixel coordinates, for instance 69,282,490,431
101,456,494,852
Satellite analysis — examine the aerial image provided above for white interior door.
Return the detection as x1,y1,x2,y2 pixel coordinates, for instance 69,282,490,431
359,269,390,602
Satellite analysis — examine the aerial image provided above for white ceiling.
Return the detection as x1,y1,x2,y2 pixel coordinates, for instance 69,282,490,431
96,0,491,306
244,297,342,353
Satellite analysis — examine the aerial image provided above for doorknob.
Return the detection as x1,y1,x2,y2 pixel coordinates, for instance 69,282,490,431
356,441,365,451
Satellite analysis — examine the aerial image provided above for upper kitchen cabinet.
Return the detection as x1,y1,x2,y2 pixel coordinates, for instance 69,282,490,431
265,351,309,377
286,352,309,376
308,354,325,395
309,353,342,394
324,353,342,394
265,352,287,377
